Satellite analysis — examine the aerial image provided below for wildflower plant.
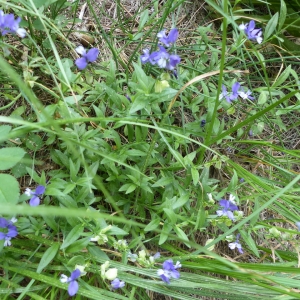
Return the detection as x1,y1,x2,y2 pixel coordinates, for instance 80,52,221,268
1,1,300,299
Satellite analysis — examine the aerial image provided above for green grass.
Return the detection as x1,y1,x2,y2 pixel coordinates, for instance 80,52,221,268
1,0,300,299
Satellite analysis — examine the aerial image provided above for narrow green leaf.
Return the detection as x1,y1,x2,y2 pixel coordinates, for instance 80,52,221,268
278,0,286,31
264,12,279,40
37,243,60,273
60,224,84,250
144,217,160,232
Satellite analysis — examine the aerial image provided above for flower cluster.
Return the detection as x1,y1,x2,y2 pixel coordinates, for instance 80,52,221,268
75,46,99,70
25,185,46,206
239,20,263,44
0,217,18,247
0,10,26,38
100,261,125,290
220,82,254,103
141,28,180,70
127,249,160,267
157,259,181,284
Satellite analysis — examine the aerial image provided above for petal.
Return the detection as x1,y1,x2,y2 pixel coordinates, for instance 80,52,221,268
248,20,255,31
75,57,88,70
0,232,6,239
70,269,81,280
170,270,180,279
16,27,26,38
226,211,235,220
60,274,69,283
68,280,79,296
162,259,174,270
216,210,224,217
24,188,32,197
159,274,170,284
157,29,167,39
86,48,99,62
35,185,45,195
29,196,40,206
168,28,179,44
219,199,228,208
228,202,238,211
232,82,240,94
0,217,9,228
75,46,86,55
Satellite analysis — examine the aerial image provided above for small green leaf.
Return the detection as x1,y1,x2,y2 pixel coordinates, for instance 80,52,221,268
0,174,20,204
138,9,149,31
174,226,190,248
159,223,172,245
152,177,173,187
264,12,279,40
37,243,60,273
65,237,90,253
144,218,160,232
191,167,199,186
0,147,25,170
60,224,84,250
239,229,260,257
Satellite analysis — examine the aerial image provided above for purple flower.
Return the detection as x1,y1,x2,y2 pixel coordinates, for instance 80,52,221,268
0,217,18,247
0,11,26,37
149,46,180,70
239,20,263,44
229,234,243,253
157,259,181,284
60,269,81,296
75,46,99,70
238,88,254,100
111,278,125,289
220,82,240,103
140,48,151,64
25,185,45,206
216,199,238,220
157,28,179,47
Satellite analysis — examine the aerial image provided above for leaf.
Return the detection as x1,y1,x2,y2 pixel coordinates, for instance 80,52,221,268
0,174,20,204
87,245,110,260
65,237,90,253
37,243,60,273
144,217,160,232
0,147,25,170
152,177,173,187
0,125,11,143
60,224,84,250
159,223,172,245
278,0,287,31
239,229,260,257
129,95,147,114
174,226,190,248
138,9,149,31
191,167,199,186
272,65,291,87
264,12,279,40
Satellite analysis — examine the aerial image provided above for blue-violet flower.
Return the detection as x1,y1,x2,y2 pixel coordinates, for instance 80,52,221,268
239,20,263,44
216,199,238,221
25,185,45,206
157,259,181,284
0,10,26,37
157,28,179,47
75,46,99,70
228,234,243,254
111,278,125,289
220,82,240,103
0,217,18,246
238,88,255,100
149,46,180,70
60,269,81,297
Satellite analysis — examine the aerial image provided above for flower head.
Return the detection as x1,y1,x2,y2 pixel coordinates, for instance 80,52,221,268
157,28,179,47
220,82,240,103
25,185,45,206
60,269,81,297
228,234,243,254
0,217,18,246
111,278,125,289
75,46,99,70
239,20,263,44
157,259,181,284
216,199,238,220
0,11,26,38
149,46,180,70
